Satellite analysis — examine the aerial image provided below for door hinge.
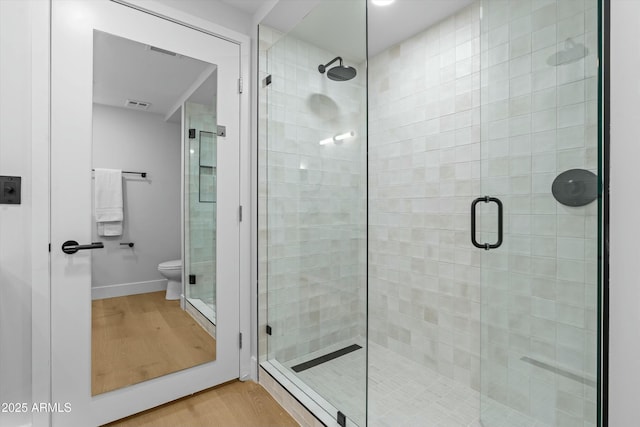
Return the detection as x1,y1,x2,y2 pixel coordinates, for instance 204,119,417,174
337,411,346,427
239,205,243,222
239,332,243,349
263,74,272,87
266,325,272,335
189,274,196,285
238,77,243,94
189,128,196,139
48,243,51,252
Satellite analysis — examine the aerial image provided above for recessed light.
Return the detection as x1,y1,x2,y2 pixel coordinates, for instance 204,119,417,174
372,0,395,6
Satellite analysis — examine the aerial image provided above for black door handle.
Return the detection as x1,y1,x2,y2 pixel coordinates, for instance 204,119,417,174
471,196,503,250
61,240,104,254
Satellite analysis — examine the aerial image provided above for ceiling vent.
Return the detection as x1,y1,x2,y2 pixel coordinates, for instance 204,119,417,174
146,45,181,58
125,99,151,110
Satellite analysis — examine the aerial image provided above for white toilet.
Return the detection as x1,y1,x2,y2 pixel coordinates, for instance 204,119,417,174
158,259,182,300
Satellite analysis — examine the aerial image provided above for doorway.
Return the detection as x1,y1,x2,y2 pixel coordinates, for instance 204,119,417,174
49,1,246,425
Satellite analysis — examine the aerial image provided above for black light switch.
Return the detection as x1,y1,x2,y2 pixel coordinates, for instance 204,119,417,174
0,176,21,204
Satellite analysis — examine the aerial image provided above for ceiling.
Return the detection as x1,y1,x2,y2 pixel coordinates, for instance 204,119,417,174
219,0,266,15
93,31,216,123
259,0,474,60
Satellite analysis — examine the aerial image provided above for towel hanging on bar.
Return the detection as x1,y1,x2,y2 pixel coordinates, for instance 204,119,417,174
94,168,123,236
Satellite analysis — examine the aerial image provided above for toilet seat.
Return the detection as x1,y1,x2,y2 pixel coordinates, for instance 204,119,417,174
158,259,181,271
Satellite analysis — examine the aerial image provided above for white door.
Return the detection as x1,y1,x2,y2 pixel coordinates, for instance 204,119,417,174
50,1,241,425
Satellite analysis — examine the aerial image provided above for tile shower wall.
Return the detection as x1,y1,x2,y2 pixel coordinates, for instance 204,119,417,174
369,1,598,425
368,1,483,390
258,25,367,363
185,101,217,308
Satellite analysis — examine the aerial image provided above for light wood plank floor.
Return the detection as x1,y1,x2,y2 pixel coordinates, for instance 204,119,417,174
103,380,299,427
92,291,216,395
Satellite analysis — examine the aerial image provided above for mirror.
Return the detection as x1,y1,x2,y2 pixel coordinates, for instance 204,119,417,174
91,30,217,396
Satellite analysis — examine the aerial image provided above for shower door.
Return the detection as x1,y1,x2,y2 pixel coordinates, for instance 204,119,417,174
477,1,602,426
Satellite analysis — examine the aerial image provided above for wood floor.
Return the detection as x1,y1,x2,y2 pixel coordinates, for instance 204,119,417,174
103,380,299,427
92,291,216,395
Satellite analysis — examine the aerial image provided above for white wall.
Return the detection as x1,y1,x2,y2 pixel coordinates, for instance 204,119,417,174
91,104,181,292
0,1,33,426
609,1,640,425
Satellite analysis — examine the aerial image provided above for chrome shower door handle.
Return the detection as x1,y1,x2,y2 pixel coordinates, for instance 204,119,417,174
470,196,503,250
61,240,104,254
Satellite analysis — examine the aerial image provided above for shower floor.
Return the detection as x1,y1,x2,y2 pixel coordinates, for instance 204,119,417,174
283,342,549,427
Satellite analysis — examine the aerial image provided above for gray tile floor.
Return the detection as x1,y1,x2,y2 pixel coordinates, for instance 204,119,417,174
286,342,549,427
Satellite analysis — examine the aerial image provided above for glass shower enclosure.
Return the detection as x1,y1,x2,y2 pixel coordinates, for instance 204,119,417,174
259,1,604,426
259,1,368,425
185,86,218,326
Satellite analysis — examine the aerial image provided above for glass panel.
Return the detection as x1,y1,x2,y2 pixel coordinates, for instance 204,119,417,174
260,0,368,424
479,1,601,425
366,3,485,426
185,94,218,325
90,31,216,396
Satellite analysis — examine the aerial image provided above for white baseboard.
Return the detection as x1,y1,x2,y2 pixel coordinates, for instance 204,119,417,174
92,279,167,300
249,356,258,381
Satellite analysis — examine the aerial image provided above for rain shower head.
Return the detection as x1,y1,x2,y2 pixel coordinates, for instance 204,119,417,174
318,56,357,81
547,38,589,66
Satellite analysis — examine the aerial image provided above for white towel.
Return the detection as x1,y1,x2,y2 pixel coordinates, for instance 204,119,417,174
94,168,123,236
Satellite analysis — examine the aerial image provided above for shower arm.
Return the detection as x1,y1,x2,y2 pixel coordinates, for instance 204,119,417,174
318,57,343,74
